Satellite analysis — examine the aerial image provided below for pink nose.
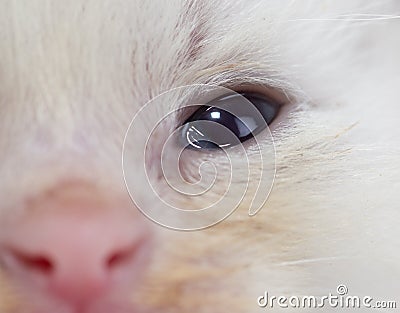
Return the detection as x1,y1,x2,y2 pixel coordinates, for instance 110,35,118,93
0,184,152,306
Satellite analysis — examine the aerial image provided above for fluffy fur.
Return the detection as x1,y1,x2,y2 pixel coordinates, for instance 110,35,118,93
0,0,399,312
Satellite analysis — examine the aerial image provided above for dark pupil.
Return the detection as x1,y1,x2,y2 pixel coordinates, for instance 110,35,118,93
182,93,280,149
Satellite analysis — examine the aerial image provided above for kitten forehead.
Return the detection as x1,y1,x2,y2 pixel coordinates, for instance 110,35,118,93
0,0,397,109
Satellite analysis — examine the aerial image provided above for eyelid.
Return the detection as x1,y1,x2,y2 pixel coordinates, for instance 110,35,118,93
176,85,291,129
228,84,291,106
177,84,292,124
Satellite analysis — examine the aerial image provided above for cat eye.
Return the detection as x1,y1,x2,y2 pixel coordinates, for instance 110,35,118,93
180,92,281,150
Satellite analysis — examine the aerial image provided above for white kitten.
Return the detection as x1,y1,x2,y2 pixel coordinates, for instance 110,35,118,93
0,1,399,312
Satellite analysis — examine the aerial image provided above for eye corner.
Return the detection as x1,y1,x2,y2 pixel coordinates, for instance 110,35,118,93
230,84,298,131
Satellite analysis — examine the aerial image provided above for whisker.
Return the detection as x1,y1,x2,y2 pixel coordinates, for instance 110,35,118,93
288,14,400,22
277,256,350,266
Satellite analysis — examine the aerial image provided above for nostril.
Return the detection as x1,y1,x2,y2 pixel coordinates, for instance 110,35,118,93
106,244,139,269
10,250,54,274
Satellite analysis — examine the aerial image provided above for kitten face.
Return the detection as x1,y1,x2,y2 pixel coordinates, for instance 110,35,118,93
0,1,399,312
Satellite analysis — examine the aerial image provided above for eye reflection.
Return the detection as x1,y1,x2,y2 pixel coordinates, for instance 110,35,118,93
210,111,220,119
